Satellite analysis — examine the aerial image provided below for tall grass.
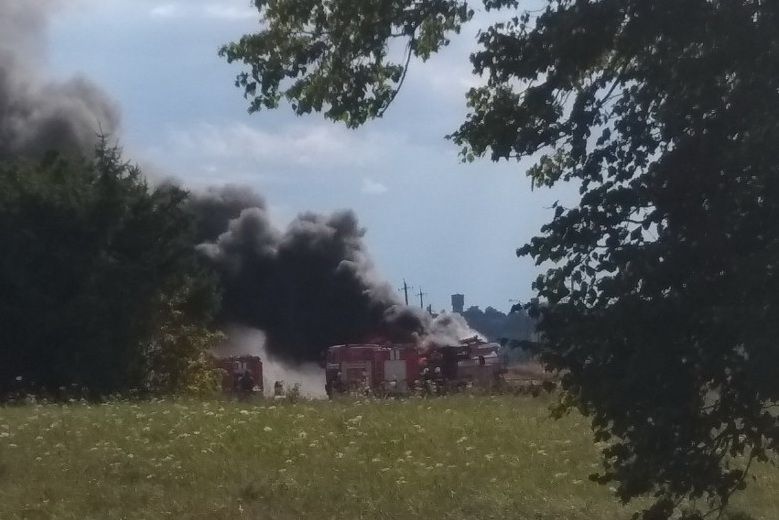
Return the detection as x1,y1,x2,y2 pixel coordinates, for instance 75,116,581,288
0,395,776,520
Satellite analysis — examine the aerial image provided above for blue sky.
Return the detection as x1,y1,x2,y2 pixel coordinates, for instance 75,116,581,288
47,0,577,314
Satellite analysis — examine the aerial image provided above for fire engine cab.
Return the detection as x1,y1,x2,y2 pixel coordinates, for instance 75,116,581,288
213,355,263,395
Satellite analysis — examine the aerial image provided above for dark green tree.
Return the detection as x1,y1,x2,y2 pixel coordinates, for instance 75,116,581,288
0,139,221,398
223,1,779,518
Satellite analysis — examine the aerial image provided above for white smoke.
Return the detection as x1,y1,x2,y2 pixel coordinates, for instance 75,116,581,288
419,312,486,347
217,325,326,398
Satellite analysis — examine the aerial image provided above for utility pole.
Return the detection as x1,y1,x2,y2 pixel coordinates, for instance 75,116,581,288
417,287,427,309
398,279,411,305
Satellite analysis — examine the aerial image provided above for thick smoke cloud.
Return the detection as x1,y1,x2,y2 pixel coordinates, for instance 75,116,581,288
186,184,267,244
0,1,120,155
1,3,477,366
192,186,432,363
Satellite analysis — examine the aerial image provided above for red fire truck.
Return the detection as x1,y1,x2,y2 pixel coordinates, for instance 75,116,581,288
325,339,503,396
324,343,419,395
213,355,264,395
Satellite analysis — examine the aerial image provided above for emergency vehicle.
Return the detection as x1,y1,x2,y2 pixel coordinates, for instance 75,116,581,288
213,355,263,395
325,339,504,395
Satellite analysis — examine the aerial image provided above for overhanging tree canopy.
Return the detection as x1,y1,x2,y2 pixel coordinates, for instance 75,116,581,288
222,1,779,518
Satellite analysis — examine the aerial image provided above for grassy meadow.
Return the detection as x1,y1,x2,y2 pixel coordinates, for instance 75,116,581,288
0,394,776,520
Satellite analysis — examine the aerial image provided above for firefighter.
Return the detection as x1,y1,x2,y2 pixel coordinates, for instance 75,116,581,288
433,366,444,395
421,365,433,396
360,369,371,396
387,377,398,398
273,380,284,397
239,370,254,399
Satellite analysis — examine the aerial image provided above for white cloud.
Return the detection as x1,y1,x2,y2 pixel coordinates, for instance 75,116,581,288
203,3,256,20
361,177,388,195
160,121,397,169
149,3,185,18
412,59,483,101
149,1,255,20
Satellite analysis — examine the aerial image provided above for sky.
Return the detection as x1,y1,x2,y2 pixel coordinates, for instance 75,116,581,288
46,0,578,314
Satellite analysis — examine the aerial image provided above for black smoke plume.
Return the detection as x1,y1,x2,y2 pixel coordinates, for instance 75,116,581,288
0,3,476,366
190,186,431,363
0,1,119,156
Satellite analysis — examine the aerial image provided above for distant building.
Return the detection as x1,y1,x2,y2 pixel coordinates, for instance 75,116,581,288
451,293,465,313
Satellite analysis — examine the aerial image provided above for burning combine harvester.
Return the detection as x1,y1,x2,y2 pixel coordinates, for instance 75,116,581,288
325,337,505,397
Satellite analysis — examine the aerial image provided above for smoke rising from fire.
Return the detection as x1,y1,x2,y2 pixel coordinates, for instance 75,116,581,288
2,3,483,368
220,326,326,398
0,1,119,155
191,186,442,363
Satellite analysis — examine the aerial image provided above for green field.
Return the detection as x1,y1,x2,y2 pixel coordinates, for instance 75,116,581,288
0,395,776,520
